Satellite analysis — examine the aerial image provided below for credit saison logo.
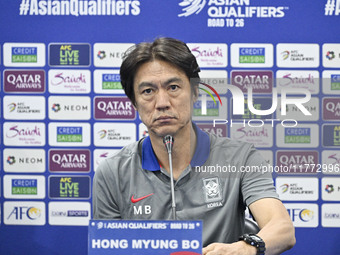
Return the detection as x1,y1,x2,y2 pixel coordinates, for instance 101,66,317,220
284,127,311,144
331,74,340,90
4,43,45,67
49,43,90,67
12,179,38,195
49,176,90,199
102,73,122,90
4,175,46,199
57,126,83,142
11,47,37,63
239,47,265,63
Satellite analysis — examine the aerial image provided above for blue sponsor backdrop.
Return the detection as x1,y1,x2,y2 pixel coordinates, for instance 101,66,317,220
1,0,340,254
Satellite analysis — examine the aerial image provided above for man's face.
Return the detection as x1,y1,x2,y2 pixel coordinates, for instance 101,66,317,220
133,60,197,138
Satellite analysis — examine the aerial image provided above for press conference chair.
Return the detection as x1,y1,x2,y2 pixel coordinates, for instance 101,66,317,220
244,218,260,234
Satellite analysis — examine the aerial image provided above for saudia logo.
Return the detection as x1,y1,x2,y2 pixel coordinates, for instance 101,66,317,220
6,125,41,138
50,72,87,86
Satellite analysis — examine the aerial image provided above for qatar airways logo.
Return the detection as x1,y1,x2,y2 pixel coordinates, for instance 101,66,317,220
94,97,136,120
49,150,90,173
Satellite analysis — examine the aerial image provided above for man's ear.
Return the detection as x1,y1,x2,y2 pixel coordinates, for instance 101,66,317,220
193,86,199,102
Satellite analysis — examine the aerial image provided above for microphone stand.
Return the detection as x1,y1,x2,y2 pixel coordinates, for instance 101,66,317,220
163,135,177,220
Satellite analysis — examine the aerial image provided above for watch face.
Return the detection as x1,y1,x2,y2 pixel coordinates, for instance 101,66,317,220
250,235,262,242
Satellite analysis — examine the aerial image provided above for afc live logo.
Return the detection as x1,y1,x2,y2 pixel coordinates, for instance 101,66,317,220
49,176,90,199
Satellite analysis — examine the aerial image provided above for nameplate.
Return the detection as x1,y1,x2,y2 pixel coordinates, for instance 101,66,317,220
88,220,202,255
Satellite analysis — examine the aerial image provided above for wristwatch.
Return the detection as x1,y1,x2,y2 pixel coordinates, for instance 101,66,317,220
239,233,266,255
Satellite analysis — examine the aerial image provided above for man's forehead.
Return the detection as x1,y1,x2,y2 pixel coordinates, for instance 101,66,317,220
134,60,188,82
136,77,186,89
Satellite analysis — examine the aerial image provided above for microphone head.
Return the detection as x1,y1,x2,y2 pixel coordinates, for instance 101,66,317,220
163,135,174,153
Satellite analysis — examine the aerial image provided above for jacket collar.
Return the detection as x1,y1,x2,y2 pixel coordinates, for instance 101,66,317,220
142,123,210,171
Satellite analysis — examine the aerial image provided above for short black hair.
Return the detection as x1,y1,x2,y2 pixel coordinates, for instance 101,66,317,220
120,37,200,106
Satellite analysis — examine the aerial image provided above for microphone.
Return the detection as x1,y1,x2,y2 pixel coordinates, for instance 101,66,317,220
163,135,176,220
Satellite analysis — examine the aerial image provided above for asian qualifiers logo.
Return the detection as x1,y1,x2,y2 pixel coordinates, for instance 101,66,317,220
178,0,206,17
199,82,222,115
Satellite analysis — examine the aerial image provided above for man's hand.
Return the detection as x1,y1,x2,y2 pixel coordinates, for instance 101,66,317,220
202,241,257,255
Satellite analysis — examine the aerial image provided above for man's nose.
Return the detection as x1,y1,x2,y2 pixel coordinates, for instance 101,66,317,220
155,89,171,111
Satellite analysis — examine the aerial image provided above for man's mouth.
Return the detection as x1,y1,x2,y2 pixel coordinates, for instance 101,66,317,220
155,116,176,122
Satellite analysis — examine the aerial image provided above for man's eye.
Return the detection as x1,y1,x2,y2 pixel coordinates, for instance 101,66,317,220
143,88,153,94
169,85,178,91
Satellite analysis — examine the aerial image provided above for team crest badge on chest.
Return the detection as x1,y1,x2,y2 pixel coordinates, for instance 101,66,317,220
202,177,223,208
